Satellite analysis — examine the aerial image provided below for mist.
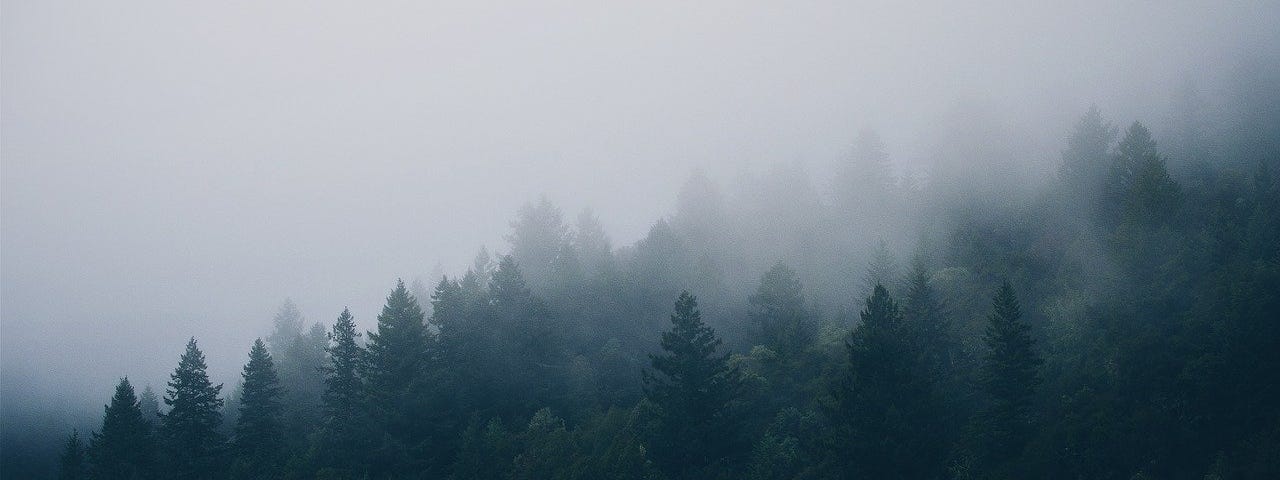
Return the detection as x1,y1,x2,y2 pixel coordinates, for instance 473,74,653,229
3,1,1279,478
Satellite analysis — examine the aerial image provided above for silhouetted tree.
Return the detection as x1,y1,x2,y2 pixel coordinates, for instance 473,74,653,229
833,284,945,480
232,339,283,477
59,431,86,480
89,377,155,480
979,281,1042,463
364,279,436,475
644,291,743,479
139,385,161,427
748,262,815,358
160,338,226,479
317,307,368,472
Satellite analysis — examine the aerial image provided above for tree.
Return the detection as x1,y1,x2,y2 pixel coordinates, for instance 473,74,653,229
507,196,571,291
139,385,161,427
833,284,945,480
644,291,743,479
1105,121,1181,227
901,256,953,378
59,431,86,480
160,338,226,480
232,339,283,476
318,307,368,472
364,279,436,475
979,281,1043,462
1059,106,1118,204
90,377,155,480
748,262,815,358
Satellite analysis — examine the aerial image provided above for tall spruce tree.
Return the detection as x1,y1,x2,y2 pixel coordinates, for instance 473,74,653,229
834,284,945,480
979,281,1043,461
748,261,815,358
59,430,86,480
139,385,161,427
364,279,435,475
232,339,283,476
319,307,368,471
160,338,226,480
90,377,155,480
644,291,742,479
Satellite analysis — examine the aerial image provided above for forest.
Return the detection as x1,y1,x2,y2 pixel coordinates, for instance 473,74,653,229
44,95,1280,480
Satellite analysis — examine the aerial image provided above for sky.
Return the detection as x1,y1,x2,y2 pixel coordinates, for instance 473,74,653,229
3,0,1279,421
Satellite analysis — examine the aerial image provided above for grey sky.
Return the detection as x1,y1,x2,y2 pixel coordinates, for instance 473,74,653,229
3,1,1278,417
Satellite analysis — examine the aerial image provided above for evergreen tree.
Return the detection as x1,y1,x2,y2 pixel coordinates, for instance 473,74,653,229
507,196,571,291
644,291,743,479
139,385,161,427
318,307,368,472
748,261,815,358
59,431,86,480
90,377,155,480
160,338,226,480
833,284,945,480
1106,121,1181,226
364,279,436,475
901,256,953,378
979,281,1043,462
1059,105,1118,204
232,339,283,476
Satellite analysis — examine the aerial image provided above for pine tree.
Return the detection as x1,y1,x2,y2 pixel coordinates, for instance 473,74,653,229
1059,106,1118,204
748,262,815,358
319,307,368,471
139,385,161,427
364,279,435,475
232,339,283,475
160,338,226,480
979,280,1043,461
89,377,155,480
1105,121,1180,226
834,284,945,480
901,256,953,377
59,430,86,480
644,291,742,479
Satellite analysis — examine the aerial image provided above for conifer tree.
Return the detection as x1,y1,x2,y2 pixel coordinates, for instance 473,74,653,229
644,291,742,479
160,338,226,479
1105,121,1180,226
901,256,953,377
1059,106,1118,202
834,284,945,480
90,377,155,480
748,261,815,358
319,307,367,471
139,385,161,427
59,430,86,480
232,339,283,475
979,281,1043,460
364,279,435,475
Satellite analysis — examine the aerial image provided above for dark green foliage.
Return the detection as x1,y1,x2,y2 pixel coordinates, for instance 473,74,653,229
1105,122,1181,227
139,386,161,427
748,262,815,358
364,279,439,475
644,291,743,479
979,281,1042,463
160,338,226,479
90,377,155,479
833,284,946,479
317,307,368,473
232,339,283,477
59,431,85,480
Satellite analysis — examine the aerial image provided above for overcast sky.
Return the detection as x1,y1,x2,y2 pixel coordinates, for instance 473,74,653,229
4,1,1278,416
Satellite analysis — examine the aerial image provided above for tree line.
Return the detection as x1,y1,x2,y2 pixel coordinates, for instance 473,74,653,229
58,105,1279,479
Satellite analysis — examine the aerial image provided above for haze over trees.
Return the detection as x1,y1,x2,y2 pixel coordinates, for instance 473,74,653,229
3,3,1280,479
26,93,1276,479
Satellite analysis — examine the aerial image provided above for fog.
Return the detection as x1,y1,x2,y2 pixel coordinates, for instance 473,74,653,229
3,1,1279,477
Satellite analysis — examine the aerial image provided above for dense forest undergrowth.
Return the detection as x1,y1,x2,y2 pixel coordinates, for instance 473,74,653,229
46,102,1280,480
